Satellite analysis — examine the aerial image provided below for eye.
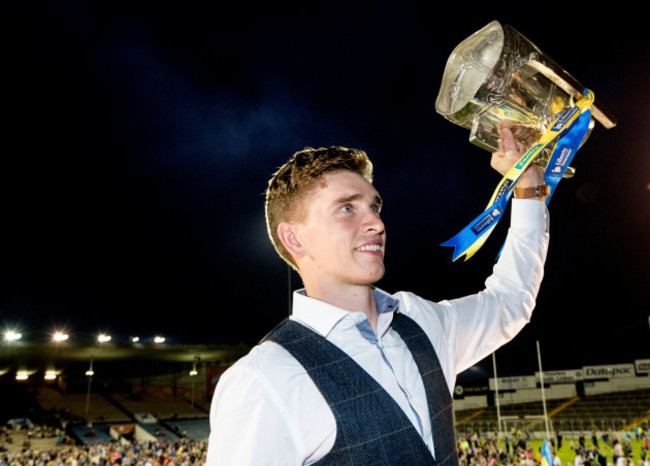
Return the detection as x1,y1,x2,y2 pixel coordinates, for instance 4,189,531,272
340,204,352,213
371,203,381,214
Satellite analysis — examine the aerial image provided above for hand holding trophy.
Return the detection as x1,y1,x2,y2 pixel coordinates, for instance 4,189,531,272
435,21,616,261
491,122,545,190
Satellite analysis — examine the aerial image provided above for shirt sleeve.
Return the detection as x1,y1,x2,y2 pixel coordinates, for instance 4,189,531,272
397,198,549,392
206,360,305,465
447,198,549,375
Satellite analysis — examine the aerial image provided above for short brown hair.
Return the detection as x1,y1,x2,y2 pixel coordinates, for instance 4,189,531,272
265,146,374,269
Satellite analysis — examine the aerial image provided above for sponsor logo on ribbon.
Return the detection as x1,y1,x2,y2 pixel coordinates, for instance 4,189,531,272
470,207,502,235
551,105,580,131
515,145,543,169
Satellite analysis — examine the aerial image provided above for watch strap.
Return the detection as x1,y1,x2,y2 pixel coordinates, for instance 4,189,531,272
514,184,551,199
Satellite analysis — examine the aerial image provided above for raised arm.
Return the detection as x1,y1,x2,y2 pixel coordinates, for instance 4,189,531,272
400,123,550,391
450,122,550,374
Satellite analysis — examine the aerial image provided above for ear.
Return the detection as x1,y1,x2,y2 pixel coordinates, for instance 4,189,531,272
277,222,306,259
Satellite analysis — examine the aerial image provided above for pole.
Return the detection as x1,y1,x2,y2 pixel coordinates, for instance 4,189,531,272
85,356,94,416
492,352,503,437
191,376,195,409
536,340,551,439
190,356,199,409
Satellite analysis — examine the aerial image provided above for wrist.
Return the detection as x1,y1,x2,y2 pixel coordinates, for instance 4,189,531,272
517,165,545,188
514,184,550,200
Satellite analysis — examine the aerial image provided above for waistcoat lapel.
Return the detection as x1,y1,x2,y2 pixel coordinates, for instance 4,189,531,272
392,312,459,466
265,313,458,466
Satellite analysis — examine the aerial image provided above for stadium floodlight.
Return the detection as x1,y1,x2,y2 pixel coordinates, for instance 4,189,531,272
153,336,165,344
131,336,140,343
97,334,112,343
16,371,29,381
44,370,57,380
4,330,22,341
190,355,199,376
52,331,69,342
86,355,94,377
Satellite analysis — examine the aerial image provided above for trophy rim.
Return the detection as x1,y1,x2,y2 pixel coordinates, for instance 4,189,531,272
435,20,505,118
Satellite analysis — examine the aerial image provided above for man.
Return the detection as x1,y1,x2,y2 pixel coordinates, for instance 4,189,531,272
207,127,549,465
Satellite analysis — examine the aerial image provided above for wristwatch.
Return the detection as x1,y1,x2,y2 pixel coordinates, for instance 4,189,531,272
514,184,550,199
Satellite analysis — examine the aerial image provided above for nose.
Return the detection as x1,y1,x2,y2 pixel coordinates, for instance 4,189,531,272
361,209,385,234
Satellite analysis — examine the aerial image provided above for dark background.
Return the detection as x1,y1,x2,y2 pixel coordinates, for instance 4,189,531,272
2,1,648,380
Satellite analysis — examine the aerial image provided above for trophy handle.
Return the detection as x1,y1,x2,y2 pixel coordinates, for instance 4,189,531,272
527,59,617,129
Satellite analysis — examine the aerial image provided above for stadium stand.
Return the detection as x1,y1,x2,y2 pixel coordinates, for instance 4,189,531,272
110,391,208,421
2,347,648,466
70,422,113,446
33,387,131,423
455,389,650,435
1,381,648,466
165,419,210,442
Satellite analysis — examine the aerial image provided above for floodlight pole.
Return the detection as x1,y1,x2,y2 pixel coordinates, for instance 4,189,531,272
492,352,503,437
190,356,199,409
191,374,195,409
536,340,550,439
85,356,94,416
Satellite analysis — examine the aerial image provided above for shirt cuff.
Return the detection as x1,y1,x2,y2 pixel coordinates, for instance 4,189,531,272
511,198,548,232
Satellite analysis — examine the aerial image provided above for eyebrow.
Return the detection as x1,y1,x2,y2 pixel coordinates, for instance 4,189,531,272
332,193,383,208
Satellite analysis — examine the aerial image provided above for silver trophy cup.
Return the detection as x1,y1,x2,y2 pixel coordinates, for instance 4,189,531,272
435,21,616,177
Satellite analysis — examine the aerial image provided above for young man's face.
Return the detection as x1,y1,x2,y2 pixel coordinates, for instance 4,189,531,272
295,170,386,288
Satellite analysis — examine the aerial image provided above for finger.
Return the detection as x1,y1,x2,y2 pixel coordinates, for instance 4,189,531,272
516,140,525,155
500,127,518,153
497,120,513,133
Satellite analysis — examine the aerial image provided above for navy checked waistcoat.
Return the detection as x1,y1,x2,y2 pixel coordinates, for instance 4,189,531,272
265,312,459,465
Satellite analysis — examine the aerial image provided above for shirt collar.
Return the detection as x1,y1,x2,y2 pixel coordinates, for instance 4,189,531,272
291,288,399,338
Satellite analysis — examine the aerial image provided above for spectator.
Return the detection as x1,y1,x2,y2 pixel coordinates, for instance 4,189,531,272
575,448,584,466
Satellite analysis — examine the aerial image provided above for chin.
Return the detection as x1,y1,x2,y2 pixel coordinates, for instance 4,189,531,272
365,268,385,285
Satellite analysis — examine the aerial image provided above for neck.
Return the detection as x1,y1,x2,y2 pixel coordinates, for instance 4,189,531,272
303,281,379,331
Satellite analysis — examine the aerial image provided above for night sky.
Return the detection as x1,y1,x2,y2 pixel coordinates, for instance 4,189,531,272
2,1,649,379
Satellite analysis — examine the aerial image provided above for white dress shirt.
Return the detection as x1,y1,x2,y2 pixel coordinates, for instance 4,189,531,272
207,199,549,465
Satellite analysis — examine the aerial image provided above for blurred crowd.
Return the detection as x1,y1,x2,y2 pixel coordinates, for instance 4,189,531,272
2,421,647,465
456,427,649,466
0,425,206,466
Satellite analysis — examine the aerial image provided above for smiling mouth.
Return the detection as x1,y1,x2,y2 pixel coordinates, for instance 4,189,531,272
356,244,382,252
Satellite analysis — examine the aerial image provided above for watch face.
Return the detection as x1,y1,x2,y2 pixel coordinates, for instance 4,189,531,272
538,185,551,197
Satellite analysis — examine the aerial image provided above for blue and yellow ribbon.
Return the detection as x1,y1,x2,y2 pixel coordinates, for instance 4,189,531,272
442,90,594,261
